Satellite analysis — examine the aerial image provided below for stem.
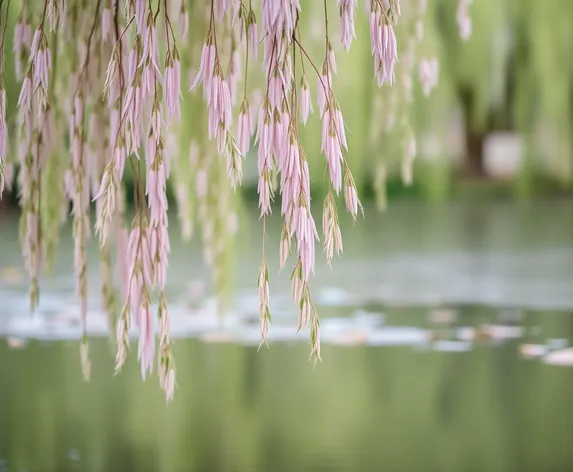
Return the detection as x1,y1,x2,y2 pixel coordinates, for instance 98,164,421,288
292,35,332,105
242,6,249,99
0,0,10,63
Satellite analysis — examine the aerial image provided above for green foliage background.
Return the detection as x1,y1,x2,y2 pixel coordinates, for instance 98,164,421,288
173,0,573,204
2,0,572,206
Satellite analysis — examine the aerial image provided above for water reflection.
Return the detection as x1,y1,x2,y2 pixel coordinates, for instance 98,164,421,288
2,307,573,471
1,201,573,470
2,200,573,316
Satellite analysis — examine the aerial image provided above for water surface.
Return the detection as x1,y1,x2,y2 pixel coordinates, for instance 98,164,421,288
1,200,573,472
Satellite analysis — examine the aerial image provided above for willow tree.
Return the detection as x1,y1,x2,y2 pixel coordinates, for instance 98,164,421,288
357,0,573,198
0,0,473,400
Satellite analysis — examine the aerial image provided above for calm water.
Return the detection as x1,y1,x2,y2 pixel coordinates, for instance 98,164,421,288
1,200,573,472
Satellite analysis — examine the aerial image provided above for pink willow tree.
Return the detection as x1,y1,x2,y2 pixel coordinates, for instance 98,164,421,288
0,0,472,401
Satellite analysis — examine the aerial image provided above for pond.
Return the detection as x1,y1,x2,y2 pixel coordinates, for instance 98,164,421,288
0,199,573,472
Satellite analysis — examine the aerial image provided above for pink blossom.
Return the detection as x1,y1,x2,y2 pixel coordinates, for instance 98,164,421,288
146,156,168,222
135,0,147,36
369,10,398,86
316,65,332,116
279,133,302,216
196,169,208,198
338,0,357,51
344,179,359,219
272,107,289,164
290,206,319,281
116,227,130,302
179,2,189,38
122,76,144,157
190,33,216,99
2,162,13,193
17,75,33,113
419,58,439,96
189,140,199,167
127,225,153,315
257,172,272,217
149,216,170,289
256,99,273,164
237,99,252,155
30,28,41,60
137,302,155,379
113,136,127,179
326,41,337,75
207,68,232,152
102,7,113,43
127,36,142,84
299,75,312,125
321,106,347,193
256,99,273,216
140,14,162,96
164,48,181,122
248,13,259,60
260,0,301,43
31,31,51,92
457,0,473,41
268,66,283,110
215,0,232,21
13,22,32,80
161,365,176,402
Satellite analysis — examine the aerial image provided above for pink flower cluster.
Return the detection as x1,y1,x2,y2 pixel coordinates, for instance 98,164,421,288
3,0,415,398
419,57,439,97
457,0,473,41
191,18,243,188
370,4,398,86
15,11,53,313
338,0,357,51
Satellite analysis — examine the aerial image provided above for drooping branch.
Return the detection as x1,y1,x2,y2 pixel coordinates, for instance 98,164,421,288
0,0,473,401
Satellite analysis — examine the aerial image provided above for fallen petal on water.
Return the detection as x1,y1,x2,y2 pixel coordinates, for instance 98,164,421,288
544,348,573,366
429,308,457,325
519,343,548,359
325,329,369,346
6,336,26,349
367,327,429,346
482,324,524,340
0,266,24,284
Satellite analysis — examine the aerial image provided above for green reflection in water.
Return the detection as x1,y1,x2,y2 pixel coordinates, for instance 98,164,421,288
2,309,573,472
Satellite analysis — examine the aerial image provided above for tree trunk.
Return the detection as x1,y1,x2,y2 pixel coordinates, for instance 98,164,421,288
459,86,487,178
